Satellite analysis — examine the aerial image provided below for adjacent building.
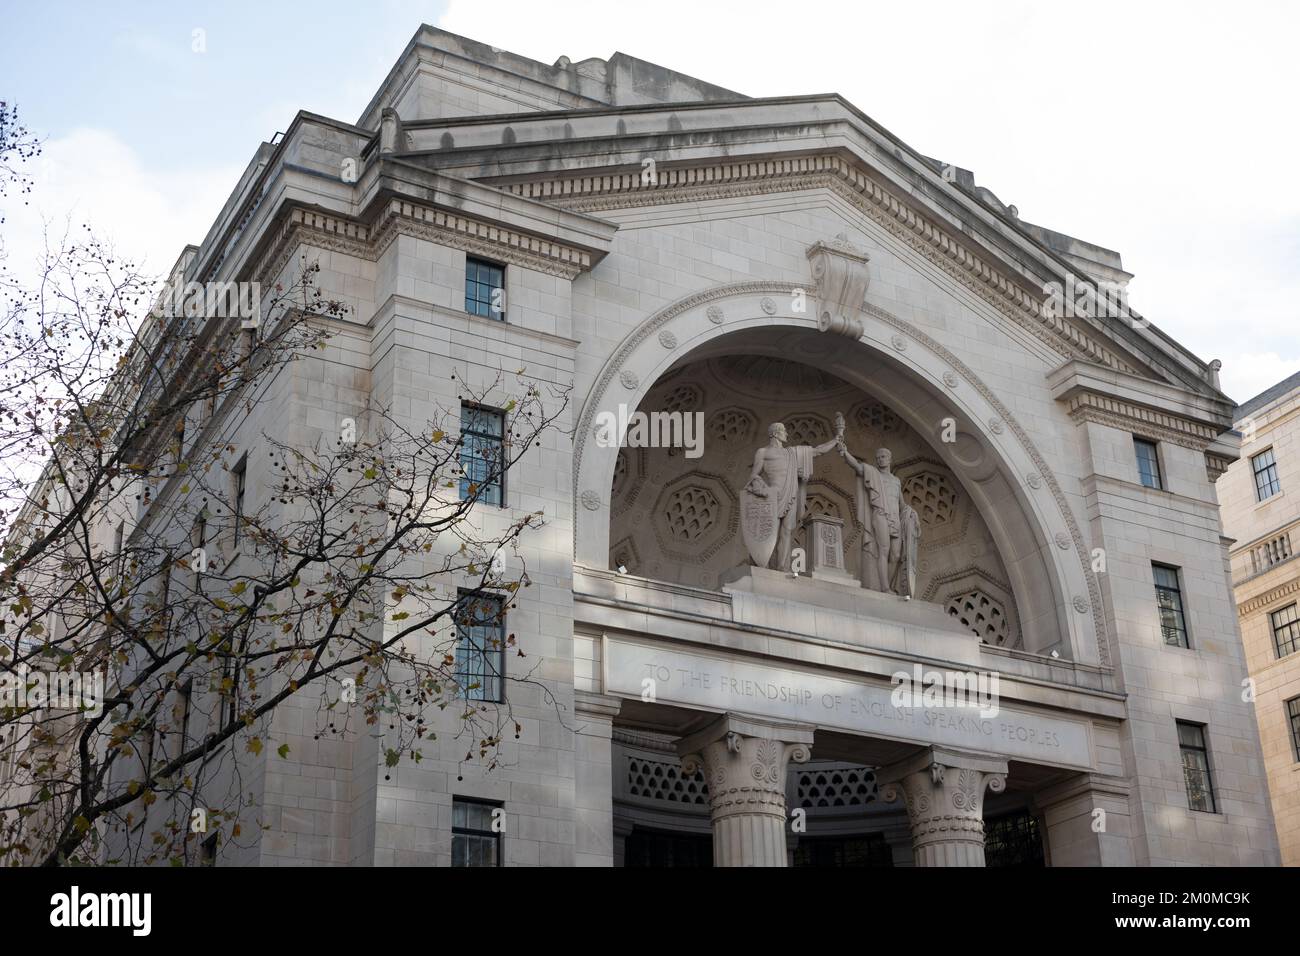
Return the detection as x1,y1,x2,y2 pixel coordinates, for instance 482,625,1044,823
1218,371,1300,865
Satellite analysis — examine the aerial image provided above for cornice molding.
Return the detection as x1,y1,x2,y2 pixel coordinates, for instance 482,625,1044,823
1065,391,1221,450
1237,576,1300,616
253,199,596,288
499,155,1148,379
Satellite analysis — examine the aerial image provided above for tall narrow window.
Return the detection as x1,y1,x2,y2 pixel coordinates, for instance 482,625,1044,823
193,515,207,587
452,797,502,867
1271,603,1300,659
454,590,504,702
1134,438,1163,490
1177,721,1216,813
1153,564,1190,648
1252,448,1281,501
232,456,247,545
1287,697,1300,762
175,679,193,761
464,257,505,320
459,405,505,506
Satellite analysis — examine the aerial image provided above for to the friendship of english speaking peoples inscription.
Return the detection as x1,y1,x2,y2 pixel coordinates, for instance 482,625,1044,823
606,638,1094,770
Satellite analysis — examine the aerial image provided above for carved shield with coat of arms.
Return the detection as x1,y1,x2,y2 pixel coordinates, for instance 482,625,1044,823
741,481,779,568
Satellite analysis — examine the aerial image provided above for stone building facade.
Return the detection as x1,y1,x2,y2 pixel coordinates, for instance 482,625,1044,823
39,25,1280,866
1218,371,1300,866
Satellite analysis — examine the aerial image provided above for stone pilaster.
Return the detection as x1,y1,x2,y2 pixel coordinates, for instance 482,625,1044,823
1035,772,1135,866
878,746,1008,867
573,691,621,867
676,713,814,867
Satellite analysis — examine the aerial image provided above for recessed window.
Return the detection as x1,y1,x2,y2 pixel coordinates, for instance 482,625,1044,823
1176,721,1216,813
1252,448,1281,501
1287,697,1300,762
200,832,218,866
1271,602,1300,659
1152,563,1190,648
454,590,505,702
465,257,505,320
459,404,504,506
452,797,502,867
1134,438,1163,490
232,455,248,545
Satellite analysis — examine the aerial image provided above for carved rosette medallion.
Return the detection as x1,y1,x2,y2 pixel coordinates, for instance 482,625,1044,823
580,489,602,512
706,305,725,324
620,370,639,390
658,329,678,349
1055,532,1072,550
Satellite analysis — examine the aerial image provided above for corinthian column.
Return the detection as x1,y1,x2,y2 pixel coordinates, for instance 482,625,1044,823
878,746,1008,867
676,713,813,867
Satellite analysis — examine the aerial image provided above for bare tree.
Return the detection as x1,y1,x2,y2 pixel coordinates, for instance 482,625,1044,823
0,117,566,865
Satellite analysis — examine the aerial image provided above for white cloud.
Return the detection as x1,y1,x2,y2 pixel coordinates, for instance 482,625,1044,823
4,128,242,287
438,0,1300,401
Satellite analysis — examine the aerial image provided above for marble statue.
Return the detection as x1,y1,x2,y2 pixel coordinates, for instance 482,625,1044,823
839,441,921,597
742,420,841,572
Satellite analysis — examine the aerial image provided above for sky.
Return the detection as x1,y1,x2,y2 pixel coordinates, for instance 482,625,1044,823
2,0,1296,403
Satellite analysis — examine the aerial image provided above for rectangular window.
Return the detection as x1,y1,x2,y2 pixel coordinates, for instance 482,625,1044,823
1153,563,1190,648
175,679,193,761
200,832,218,867
1271,602,1300,659
1252,448,1281,501
454,590,504,702
452,797,502,867
1288,697,1300,762
1177,721,1216,813
193,515,207,586
232,456,247,545
1134,438,1163,490
464,257,505,320
459,405,505,506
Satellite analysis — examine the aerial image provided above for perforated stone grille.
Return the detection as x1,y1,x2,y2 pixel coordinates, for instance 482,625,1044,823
854,401,902,433
658,384,702,414
785,414,829,446
946,589,1010,645
663,485,719,541
627,757,708,805
796,767,878,808
707,407,756,445
904,471,957,527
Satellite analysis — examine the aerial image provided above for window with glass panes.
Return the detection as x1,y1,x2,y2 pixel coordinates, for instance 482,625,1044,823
464,257,505,320
452,797,501,866
454,590,504,702
459,404,504,506
1271,603,1300,659
1153,564,1189,648
1253,447,1281,501
1177,721,1216,812
1287,697,1300,761
1134,438,1162,489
